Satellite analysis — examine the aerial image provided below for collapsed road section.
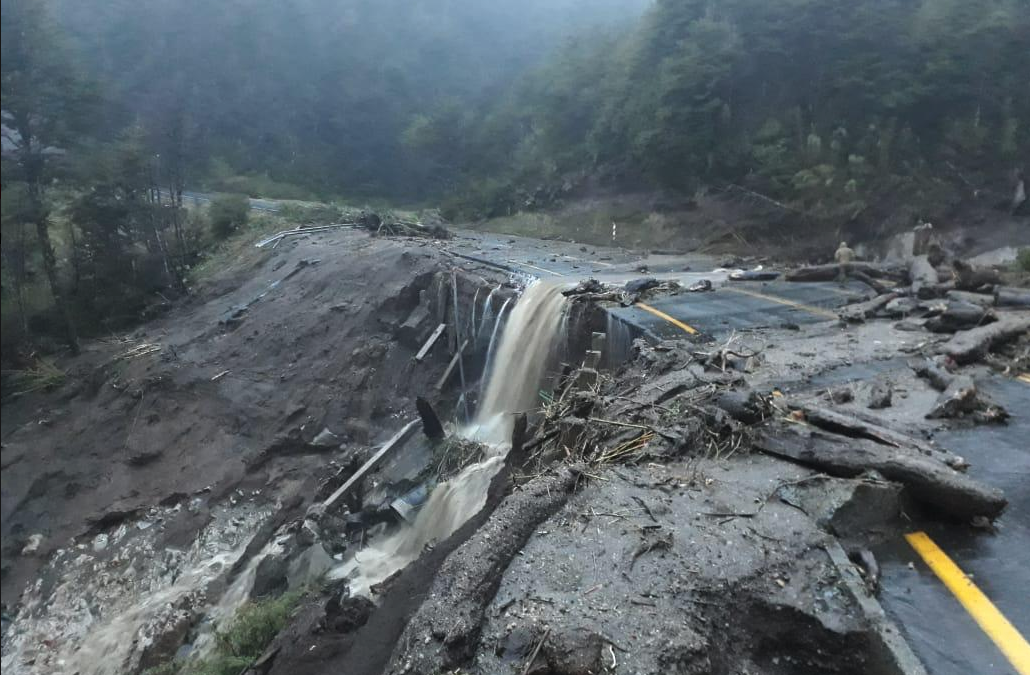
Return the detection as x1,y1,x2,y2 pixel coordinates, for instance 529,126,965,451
2,224,1027,675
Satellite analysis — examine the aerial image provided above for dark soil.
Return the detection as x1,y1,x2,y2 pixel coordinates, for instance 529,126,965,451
0,229,504,603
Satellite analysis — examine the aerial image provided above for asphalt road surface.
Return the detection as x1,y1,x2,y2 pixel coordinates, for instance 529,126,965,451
450,229,1030,675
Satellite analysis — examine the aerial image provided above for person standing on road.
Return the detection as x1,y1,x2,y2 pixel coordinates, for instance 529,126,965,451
835,241,855,286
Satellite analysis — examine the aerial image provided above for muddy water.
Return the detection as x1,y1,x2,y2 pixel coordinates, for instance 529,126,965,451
1,501,272,675
474,280,571,439
333,280,570,595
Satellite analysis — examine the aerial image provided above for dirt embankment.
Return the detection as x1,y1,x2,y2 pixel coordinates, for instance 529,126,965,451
464,188,1029,264
0,229,504,605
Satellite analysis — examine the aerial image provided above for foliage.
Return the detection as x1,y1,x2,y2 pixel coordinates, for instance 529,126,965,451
425,0,1029,217
3,0,1028,361
1,356,66,398
1017,248,1030,273
208,195,250,240
277,203,360,226
141,592,302,675
47,0,647,199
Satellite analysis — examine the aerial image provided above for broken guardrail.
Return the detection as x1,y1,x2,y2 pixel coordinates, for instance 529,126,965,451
255,224,356,248
322,420,420,510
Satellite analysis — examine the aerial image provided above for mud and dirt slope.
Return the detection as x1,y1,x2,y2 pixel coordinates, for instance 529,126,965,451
0,229,489,603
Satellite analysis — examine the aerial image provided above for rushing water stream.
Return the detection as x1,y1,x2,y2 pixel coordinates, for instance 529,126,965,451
1,280,572,674
331,279,570,595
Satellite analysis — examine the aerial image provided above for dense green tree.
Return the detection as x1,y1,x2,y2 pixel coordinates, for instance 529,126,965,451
2,0,97,353
439,0,1029,216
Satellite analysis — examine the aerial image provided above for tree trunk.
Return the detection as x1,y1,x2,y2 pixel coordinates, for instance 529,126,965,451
755,424,1006,520
938,311,1030,364
785,262,906,282
16,120,78,353
11,221,31,338
838,293,898,323
994,286,1030,308
34,215,80,354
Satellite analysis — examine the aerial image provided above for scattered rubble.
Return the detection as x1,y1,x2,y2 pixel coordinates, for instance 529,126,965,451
2,222,1025,675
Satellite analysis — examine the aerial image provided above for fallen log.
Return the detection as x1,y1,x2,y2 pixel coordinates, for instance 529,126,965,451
795,403,967,470
952,260,1002,291
909,255,938,298
414,323,447,362
838,293,898,323
912,281,954,299
384,467,580,674
938,311,1030,364
849,269,891,295
994,286,1030,308
784,262,906,283
323,420,419,510
435,339,470,391
909,357,954,391
754,425,1006,520
924,301,993,333
715,389,770,424
946,290,994,308
884,296,919,318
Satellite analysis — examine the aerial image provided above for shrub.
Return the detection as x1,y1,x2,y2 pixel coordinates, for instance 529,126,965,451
1017,248,1030,272
208,194,250,239
142,592,302,675
2,357,66,398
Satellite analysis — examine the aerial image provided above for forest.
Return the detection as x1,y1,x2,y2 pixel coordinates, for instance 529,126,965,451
2,0,1028,362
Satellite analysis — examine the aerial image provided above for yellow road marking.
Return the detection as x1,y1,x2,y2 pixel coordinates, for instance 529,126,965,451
507,260,564,277
905,531,1030,675
636,302,698,335
721,285,839,319
1017,373,1030,385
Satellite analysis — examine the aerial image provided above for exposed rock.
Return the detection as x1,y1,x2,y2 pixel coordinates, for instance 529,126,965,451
829,387,854,404
252,552,290,599
311,428,341,447
323,591,375,633
867,382,893,409
624,277,659,293
288,543,334,590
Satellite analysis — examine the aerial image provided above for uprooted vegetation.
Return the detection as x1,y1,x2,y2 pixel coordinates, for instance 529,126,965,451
144,592,304,675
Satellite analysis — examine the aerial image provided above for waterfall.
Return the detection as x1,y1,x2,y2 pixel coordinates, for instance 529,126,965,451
481,296,512,386
332,279,570,595
605,313,636,370
469,286,481,340
473,280,571,442
476,285,500,342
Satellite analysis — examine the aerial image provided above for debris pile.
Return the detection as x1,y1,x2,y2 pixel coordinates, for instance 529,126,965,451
355,210,452,239
561,276,709,308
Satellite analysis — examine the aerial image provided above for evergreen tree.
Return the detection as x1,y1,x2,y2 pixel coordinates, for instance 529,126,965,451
2,0,97,353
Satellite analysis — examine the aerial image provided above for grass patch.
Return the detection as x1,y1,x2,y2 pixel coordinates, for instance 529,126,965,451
465,203,659,249
187,212,285,289
143,591,303,675
204,171,319,202
1,356,66,398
